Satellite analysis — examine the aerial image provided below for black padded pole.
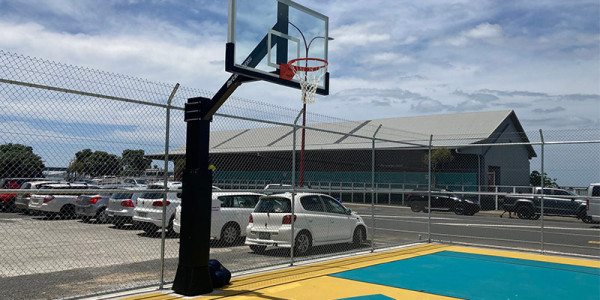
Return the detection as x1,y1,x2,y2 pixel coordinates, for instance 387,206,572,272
172,97,213,295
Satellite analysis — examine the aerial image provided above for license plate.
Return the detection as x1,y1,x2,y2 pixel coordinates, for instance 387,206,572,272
259,232,270,239
137,211,147,217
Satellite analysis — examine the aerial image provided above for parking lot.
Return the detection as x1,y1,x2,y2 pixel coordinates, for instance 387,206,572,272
2,202,599,300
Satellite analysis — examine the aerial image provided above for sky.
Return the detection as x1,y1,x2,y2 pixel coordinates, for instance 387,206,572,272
0,0,599,186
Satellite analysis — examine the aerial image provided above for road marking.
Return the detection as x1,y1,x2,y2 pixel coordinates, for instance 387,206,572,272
435,223,600,232
373,215,457,220
589,241,600,244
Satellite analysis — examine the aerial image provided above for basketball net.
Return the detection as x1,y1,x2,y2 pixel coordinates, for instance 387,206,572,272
288,58,328,104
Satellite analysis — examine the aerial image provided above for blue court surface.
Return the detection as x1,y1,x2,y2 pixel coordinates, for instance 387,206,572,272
121,244,600,300
331,250,600,300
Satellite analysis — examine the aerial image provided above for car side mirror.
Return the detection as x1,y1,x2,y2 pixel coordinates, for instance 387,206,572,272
345,208,352,215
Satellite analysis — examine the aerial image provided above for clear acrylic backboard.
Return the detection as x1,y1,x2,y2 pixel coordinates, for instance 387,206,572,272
226,0,329,95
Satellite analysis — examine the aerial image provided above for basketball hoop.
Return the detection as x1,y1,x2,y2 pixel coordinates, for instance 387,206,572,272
284,58,328,104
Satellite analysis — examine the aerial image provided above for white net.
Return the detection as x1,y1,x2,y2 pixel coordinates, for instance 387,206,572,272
290,58,328,104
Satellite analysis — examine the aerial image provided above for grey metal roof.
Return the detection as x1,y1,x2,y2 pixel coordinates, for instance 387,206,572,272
149,110,531,158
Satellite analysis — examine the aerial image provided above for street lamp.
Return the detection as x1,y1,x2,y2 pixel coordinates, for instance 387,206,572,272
288,22,333,187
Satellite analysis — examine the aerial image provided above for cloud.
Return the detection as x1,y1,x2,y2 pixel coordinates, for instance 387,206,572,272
532,107,566,113
330,22,391,48
411,99,452,113
454,90,500,102
524,116,599,129
435,22,504,46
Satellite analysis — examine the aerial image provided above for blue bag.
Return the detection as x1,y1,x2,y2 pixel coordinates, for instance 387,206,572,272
208,259,231,288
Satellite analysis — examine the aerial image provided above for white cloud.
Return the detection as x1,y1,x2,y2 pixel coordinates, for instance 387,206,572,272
436,22,504,46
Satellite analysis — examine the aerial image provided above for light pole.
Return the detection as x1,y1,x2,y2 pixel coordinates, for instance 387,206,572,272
288,22,333,187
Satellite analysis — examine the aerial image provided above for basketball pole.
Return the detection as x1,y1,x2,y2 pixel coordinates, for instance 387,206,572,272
173,32,283,297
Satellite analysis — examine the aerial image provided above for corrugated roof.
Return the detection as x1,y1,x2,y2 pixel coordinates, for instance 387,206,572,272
149,110,527,158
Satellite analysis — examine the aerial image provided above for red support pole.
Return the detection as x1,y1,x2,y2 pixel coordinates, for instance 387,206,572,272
299,102,306,187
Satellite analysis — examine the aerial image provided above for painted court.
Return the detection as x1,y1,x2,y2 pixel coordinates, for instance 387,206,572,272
116,244,600,300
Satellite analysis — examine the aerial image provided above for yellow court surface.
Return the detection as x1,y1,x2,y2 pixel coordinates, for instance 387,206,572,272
119,244,600,300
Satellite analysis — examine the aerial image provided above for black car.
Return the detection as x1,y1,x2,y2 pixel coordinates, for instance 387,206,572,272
406,188,480,216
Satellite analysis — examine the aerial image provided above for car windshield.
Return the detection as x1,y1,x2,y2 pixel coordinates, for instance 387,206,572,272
136,179,148,184
254,197,291,213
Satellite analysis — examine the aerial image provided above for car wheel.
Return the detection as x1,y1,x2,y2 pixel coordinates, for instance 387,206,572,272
353,226,366,246
96,208,109,223
581,216,593,224
410,201,423,212
249,245,266,253
142,223,158,234
294,231,312,256
453,203,466,215
220,223,240,245
530,214,541,220
81,216,92,223
166,217,177,236
516,205,533,219
59,205,76,219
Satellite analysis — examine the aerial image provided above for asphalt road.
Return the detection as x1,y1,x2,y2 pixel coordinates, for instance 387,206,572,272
1,205,598,300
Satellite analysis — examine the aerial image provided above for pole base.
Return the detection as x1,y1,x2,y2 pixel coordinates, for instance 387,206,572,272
172,264,213,296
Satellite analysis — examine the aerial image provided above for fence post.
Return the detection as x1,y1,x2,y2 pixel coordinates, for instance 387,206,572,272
160,83,179,289
495,186,499,210
540,129,545,254
289,108,303,266
371,124,382,252
428,135,433,243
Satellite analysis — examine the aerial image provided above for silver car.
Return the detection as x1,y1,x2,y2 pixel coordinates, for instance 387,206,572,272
106,189,145,227
75,192,114,223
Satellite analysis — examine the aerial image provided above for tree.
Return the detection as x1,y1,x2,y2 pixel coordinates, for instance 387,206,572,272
529,170,558,187
84,151,121,177
67,148,92,178
174,159,185,181
68,149,121,178
121,149,151,176
0,143,45,178
423,147,454,186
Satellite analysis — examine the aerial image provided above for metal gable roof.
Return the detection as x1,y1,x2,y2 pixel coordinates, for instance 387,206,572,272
148,110,534,158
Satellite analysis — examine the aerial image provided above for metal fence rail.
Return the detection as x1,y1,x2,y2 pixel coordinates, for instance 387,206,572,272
1,50,599,300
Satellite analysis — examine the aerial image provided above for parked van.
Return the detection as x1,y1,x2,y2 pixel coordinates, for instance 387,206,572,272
587,183,600,223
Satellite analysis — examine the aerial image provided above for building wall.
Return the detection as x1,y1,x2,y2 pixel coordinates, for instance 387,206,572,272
459,120,531,187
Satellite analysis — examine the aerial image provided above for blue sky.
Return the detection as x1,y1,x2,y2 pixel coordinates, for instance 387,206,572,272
0,0,599,185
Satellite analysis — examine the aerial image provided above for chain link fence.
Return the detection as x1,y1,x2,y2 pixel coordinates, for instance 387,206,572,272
1,50,599,299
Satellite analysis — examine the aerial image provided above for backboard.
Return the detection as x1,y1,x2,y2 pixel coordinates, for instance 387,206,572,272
227,0,329,95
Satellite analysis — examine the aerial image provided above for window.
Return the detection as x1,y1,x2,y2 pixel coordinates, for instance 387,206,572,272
219,196,233,208
113,193,134,199
255,198,291,213
300,196,324,212
592,186,600,197
233,195,258,208
321,196,346,214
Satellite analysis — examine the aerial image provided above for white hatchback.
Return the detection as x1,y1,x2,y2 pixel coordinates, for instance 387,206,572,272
245,192,368,255
132,181,182,234
173,192,263,245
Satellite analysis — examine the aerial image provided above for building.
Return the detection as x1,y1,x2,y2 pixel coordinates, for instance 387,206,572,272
147,110,536,190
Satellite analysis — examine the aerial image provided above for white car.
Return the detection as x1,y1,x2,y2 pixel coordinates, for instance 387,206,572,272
132,181,182,234
245,192,368,255
28,183,99,218
14,180,61,213
173,192,263,245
